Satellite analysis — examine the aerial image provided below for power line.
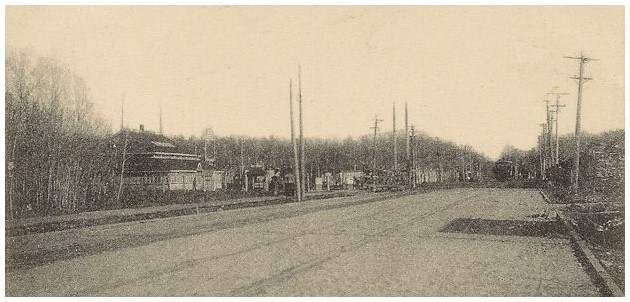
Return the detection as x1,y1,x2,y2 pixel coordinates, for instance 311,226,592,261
564,52,595,192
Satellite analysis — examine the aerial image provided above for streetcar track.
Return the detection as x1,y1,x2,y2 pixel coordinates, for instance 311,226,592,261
58,191,436,295
6,190,420,272
232,191,481,295
71,190,471,296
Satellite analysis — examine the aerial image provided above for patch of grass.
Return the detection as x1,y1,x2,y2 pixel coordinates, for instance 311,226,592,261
440,218,567,238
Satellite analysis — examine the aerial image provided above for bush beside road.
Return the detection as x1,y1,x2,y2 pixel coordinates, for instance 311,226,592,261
543,185,624,293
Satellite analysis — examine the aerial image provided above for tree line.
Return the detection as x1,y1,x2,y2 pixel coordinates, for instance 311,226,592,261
6,50,115,218
6,51,491,219
171,132,491,178
498,129,624,193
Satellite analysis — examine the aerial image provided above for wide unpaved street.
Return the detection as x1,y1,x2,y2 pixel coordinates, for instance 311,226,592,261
6,188,600,296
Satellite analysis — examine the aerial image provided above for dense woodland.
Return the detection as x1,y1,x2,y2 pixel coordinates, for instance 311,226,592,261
6,50,114,217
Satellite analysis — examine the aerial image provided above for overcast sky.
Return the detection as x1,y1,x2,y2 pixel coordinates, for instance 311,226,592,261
6,6,624,159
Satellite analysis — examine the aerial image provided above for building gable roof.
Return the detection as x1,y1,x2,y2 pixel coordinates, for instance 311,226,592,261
112,129,203,173
113,129,183,154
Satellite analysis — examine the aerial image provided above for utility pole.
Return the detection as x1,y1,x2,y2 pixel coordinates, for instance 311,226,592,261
565,52,594,192
289,79,301,202
204,130,208,163
544,99,553,166
437,147,442,183
550,110,556,167
460,146,466,182
469,148,474,178
116,131,129,203
538,133,544,179
548,92,568,165
405,103,410,183
370,114,384,172
392,102,397,171
539,123,547,179
159,101,163,135
240,138,244,177
120,94,125,131
298,65,306,196
410,125,416,188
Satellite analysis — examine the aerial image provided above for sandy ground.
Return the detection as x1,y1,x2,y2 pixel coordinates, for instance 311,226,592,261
5,188,599,296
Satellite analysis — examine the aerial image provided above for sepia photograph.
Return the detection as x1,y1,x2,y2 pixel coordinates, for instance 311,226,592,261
3,3,627,298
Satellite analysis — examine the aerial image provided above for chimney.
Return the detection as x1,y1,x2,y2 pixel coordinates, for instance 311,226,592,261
139,124,144,132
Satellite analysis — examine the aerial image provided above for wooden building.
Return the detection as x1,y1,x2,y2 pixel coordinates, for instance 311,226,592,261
113,127,204,191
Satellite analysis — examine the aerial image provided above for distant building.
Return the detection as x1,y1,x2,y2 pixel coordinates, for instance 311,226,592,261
112,126,210,191
245,165,267,191
336,171,364,189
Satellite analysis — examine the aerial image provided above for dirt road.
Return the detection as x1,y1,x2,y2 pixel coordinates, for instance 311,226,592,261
6,188,600,296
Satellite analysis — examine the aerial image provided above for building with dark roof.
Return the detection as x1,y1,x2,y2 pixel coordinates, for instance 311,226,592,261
112,127,206,191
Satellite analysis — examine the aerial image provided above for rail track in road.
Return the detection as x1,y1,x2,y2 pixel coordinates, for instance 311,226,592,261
7,189,451,272
66,189,482,296
232,190,484,296
6,188,601,297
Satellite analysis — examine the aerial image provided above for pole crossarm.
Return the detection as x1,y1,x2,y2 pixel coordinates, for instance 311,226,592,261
564,52,595,192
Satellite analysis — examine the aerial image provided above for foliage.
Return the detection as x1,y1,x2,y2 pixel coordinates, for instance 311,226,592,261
6,50,114,217
171,131,492,178
6,50,492,218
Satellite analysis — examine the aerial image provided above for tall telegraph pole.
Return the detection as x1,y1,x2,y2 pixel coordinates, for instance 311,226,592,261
120,94,125,131
548,92,568,165
298,65,306,197
371,115,384,172
405,103,410,183
539,123,547,179
462,145,467,182
392,103,397,171
565,53,594,192
410,125,416,188
544,99,553,166
289,79,301,202
538,133,543,179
